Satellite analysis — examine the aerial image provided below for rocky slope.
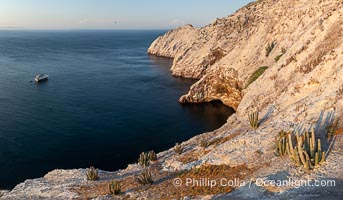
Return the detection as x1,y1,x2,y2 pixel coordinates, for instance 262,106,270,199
148,0,343,113
2,0,343,199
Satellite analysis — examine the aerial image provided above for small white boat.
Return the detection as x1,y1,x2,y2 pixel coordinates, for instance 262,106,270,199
34,74,49,82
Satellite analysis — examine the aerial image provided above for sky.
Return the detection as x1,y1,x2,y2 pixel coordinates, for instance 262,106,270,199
0,0,254,30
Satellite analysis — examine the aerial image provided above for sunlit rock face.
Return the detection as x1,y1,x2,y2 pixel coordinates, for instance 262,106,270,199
148,0,343,119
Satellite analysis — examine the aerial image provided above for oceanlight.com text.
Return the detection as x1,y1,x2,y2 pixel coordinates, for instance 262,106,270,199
173,177,336,189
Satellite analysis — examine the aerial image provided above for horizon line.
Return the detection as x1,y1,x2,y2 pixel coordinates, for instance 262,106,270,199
0,28,171,31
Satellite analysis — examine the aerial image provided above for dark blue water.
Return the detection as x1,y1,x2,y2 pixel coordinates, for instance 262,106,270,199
0,30,234,189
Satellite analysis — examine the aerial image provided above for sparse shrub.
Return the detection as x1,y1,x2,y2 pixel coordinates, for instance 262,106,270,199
135,168,153,186
287,129,326,171
246,66,268,88
174,143,184,155
281,47,287,54
138,152,150,167
274,54,283,62
200,139,209,149
274,48,287,62
254,149,264,156
275,131,289,156
265,41,276,57
108,180,121,195
86,166,99,181
248,111,259,130
337,86,343,99
148,150,157,162
299,25,341,74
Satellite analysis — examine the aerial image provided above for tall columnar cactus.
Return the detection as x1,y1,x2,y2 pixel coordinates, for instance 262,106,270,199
108,180,121,195
287,128,326,171
148,150,157,162
135,168,153,186
86,166,99,181
174,143,184,155
275,131,289,156
248,111,259,130
287,133,301,166
138,152,150,167
200,139,209,149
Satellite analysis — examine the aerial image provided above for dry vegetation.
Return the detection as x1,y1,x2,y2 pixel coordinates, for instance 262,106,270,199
72,167,168,199
299,23,342,74
208,131,242,147
337,84,343,100
71,163,259,200
178,151,199,164
336,128,343,136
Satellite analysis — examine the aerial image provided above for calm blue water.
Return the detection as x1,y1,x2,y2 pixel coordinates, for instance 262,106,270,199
0,30,234,189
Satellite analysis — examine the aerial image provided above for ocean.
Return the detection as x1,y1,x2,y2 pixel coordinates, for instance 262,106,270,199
0,30,234,189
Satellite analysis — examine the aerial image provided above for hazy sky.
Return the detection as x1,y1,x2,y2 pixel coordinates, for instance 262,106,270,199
0,0,254,30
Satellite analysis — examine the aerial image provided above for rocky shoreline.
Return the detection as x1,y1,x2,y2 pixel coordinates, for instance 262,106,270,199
2,0,343,199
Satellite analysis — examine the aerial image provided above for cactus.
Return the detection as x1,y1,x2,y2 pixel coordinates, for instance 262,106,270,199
287,133,301,166
86,166,99,181
135,168,153,186
281,47,287,54
248,111,259,130
200,139,209,149
275,131,289,156
174,143,184,155
265,41,276,57
287,128,326,171
296,134,310,171
108,180,121,195
148,150,157,162
138,152,150,167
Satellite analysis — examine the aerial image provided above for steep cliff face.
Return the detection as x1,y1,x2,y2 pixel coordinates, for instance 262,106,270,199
148,0,343,115
147,24,197,58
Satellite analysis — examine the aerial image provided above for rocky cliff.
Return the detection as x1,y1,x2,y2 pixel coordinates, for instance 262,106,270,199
2,0,343,199
148,0,343,114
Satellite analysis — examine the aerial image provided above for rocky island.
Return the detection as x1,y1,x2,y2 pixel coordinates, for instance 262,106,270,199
1,0,342,199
